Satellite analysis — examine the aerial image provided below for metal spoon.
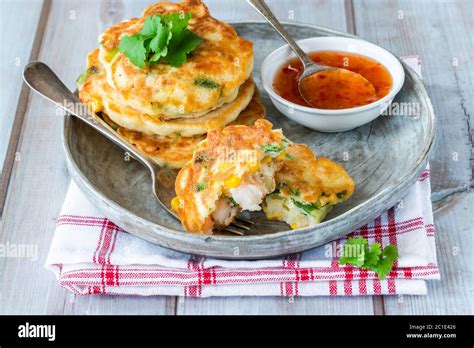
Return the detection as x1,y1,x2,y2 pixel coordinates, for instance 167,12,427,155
247,0,377,108
22,62,252,235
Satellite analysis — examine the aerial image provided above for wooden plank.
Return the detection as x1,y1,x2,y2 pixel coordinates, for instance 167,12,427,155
353,0,473,201
0,0,46,215
383,192,474,314
352,0,473,314
0,0,43,174
0,0,173,314
63,295,175,315
177,296,375,315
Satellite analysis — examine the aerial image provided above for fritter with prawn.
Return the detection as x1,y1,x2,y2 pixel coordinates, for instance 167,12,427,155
172,119,288,234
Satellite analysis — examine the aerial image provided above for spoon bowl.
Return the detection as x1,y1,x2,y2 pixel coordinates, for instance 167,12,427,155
299,68,377,109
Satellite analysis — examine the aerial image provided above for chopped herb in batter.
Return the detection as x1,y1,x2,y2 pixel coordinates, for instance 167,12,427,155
196,181,207,192
194,78,219,89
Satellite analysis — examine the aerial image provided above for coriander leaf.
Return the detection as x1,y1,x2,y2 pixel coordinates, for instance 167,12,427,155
162,30,202,67
372,245,399,280
141,15,159,37
363,243,382,269
119,35,147,68
383,245,399,261
339,237,367,267
149,21,169,52
161,13,192,46
150,47,168,62
345,237,368,246
119,13,202,69
339,237,399,280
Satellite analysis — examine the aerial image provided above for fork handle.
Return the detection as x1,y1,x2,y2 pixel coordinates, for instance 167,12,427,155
23,62,156,172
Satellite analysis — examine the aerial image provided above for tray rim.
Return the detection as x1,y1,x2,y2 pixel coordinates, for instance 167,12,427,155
62,21,435,259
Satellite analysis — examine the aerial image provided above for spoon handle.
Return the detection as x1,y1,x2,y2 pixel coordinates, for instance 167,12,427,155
247,0,314,68
23,61,155,172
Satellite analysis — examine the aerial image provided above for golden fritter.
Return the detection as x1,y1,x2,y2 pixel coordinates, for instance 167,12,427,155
116,90,266,169
102,77,255,137
263,144,355,229
229,89,265,126
79,49,256,137
172,120,288,234
98,0,254,118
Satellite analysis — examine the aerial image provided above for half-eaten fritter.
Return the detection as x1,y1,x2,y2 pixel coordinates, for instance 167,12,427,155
172,119,288,234
263,144,355,229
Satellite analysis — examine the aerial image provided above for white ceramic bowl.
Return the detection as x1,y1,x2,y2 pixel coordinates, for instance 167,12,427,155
260,37,405,132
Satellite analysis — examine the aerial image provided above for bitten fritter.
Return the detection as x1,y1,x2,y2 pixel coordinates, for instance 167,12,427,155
263,144,355,229
172,120,288,234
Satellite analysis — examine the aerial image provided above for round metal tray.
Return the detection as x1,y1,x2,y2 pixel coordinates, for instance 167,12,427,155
63,22,435,259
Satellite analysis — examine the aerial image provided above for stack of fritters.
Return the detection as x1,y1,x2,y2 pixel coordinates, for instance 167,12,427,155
78,0,262,169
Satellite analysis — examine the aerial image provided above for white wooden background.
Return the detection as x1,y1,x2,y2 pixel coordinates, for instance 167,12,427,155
0,0,472,315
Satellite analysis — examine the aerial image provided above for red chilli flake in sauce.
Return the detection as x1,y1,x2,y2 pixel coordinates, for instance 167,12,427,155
273,51,393,110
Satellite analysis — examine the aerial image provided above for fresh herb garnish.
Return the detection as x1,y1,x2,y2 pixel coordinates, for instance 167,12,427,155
196,181,207,192
119,13,202,68
194,78,220,89
339,237,399,280
229,197,238,207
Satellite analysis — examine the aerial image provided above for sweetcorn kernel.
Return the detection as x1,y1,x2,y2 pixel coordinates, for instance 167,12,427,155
219,162,232,171
290,223,299,230
224,174,241,189
267,213,283,220
262,156,272,164
277,152,286,159
88,97,102,113
248,161,259,173
171,197,181,211
319,196,330,206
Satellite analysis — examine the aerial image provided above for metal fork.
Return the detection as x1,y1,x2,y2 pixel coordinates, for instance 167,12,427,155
22,62,253,235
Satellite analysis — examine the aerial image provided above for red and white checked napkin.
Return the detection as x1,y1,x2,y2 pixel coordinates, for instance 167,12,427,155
45,166,439,297
46,56,439,297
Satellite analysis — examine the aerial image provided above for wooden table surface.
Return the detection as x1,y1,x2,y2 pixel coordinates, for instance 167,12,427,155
0,0,472,315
